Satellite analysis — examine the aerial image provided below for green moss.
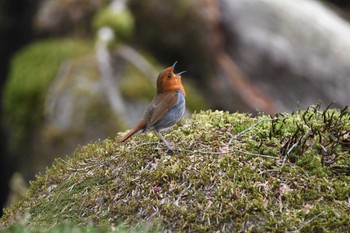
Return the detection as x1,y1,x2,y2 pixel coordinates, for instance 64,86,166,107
1,107,350,232
2,39,92,145
1,223,154,233
93,6,134,41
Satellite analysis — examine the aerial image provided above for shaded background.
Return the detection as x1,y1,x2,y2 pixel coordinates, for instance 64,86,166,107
1,0,350,215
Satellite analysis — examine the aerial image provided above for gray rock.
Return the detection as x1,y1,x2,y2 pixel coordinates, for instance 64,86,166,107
220,0,350,110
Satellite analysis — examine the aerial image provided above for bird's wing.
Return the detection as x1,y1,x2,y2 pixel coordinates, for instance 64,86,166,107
147,91,178,127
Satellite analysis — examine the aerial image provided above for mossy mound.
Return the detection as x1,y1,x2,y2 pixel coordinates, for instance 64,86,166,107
1,106,350,232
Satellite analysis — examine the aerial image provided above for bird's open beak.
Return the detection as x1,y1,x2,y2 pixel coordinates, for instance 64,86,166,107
172,61,186,76
176,71,186,76
172,61,178,69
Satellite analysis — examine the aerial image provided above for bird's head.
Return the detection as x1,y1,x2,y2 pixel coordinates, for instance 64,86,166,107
156,61,186,96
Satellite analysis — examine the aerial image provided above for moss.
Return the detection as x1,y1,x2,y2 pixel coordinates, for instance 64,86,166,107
2,39,92,145
1,107,350,232
93,6,134,41
1,223,153,233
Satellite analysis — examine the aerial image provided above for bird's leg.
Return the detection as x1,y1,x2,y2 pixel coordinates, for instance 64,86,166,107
153,130,177,151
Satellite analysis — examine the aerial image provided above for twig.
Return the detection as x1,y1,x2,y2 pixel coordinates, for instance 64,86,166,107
59,158,72,167
281,130,311,168
133,142,160,149
299,213,323,231
181,148,278,159
231,149,278,159
281,142,299,167
286,213,323,233
228,118,274,146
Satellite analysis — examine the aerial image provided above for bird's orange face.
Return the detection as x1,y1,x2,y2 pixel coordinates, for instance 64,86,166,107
156,66,186,96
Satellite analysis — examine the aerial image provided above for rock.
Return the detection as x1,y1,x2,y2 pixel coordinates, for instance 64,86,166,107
220,0,350,110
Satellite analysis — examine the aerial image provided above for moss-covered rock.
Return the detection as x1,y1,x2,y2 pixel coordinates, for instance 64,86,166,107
1,106,350,232
93,3,134,41
3,39,92,146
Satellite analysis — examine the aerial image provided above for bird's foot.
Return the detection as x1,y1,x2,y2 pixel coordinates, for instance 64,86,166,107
162,142,182,152
153,131,182,152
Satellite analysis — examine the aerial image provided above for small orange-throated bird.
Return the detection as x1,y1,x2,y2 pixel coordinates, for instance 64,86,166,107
120,61,186,150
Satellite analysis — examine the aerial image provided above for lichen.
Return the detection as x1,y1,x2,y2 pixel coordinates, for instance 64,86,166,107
1,106,350,232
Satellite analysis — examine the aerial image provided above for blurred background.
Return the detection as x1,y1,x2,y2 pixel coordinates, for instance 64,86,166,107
1,0,350,215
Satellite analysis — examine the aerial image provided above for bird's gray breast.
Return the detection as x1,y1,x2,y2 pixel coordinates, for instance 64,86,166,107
154,90,186,131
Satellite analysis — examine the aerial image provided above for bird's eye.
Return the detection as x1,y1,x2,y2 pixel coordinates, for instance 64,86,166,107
167,73,172,79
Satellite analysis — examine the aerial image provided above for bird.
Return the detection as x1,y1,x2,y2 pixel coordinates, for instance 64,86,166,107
120,61,186,151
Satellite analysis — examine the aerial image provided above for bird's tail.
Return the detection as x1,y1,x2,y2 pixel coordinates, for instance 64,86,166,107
120,128,139,142
119,121,146,142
